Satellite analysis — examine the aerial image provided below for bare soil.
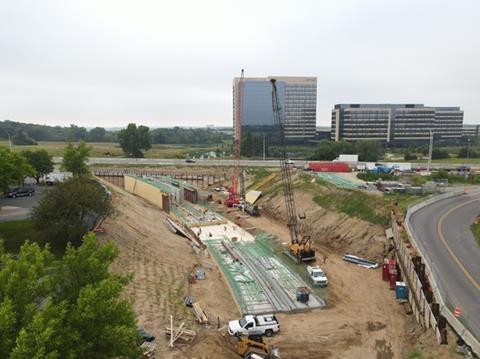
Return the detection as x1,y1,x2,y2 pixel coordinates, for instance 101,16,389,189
260,189,388,262
99,181,239,358
100,178,454,359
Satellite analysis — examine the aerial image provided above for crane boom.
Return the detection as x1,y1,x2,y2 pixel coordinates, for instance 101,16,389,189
271,78,315,262
270,79,300,244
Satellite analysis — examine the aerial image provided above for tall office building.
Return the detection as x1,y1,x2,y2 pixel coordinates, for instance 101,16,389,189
331,104,463,144
233,76,317,143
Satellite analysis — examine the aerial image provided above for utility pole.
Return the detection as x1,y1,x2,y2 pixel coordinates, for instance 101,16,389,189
427,129,433,173
263,133,266,160
7,133,12,151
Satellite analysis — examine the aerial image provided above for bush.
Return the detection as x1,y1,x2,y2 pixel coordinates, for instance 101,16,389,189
404,151,418,161
431,149,449,159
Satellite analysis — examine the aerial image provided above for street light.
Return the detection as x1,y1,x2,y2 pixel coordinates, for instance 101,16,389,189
427,129,433,173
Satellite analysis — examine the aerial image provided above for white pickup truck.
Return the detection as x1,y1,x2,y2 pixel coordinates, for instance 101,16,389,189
307,265,328,287
228,314,280,337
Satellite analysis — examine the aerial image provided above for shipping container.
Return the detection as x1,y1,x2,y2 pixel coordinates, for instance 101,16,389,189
307,161,349,172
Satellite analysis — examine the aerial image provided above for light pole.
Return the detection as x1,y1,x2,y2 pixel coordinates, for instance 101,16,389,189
427,129,433,173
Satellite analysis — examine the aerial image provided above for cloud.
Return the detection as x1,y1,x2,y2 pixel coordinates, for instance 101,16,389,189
0,0,479,127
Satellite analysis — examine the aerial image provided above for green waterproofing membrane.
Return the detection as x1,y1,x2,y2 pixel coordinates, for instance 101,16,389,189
316,172,359,189
204,234,326,314
205,238,273,314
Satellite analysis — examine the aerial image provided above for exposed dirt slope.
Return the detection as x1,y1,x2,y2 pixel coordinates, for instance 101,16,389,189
99,181,239,358
259,183,387,262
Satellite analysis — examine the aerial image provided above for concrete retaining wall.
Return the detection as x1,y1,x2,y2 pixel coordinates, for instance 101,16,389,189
124,175,170,212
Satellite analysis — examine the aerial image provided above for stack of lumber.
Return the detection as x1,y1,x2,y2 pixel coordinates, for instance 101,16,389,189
165,326,197,344
140,342,156,358
192,302,209,324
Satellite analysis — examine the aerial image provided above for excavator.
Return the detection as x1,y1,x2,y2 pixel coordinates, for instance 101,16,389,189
270,79,316,263
236,335,281,359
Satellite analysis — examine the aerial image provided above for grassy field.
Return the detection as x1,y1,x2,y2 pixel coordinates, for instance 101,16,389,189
0,140,222,159
471,222,480,247
0,220,65,256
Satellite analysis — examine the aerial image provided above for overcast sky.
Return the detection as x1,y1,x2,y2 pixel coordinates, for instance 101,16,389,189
1,0,479,128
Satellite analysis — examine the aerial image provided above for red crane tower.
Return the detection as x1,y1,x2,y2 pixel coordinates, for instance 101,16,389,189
225,69,244,207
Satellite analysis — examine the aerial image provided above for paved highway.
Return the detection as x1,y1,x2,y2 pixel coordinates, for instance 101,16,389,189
51,156,475,170
410,190,480,341
52,157,307,168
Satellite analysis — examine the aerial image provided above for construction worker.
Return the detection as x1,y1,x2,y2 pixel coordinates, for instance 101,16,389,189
323,253,328,264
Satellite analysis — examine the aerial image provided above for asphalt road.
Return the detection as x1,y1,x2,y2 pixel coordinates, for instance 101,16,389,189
409,190,480,341
0,184,46,222
52,156,473,170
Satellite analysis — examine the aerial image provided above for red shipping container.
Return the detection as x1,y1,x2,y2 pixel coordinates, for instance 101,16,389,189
308,162,349,172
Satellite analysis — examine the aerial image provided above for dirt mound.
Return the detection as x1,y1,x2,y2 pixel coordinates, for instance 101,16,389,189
260,188,387,262
98,181,239,359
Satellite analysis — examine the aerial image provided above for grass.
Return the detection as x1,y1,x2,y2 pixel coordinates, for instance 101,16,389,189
0,220,65,257
295,174,428,226
0,140,223,159
471,222,480,247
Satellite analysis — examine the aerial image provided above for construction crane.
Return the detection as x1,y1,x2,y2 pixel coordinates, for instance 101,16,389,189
226,69,244,207
270,78,315,263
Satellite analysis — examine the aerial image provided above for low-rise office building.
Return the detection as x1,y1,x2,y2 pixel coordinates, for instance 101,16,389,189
331,104,463,144
462,124,480,139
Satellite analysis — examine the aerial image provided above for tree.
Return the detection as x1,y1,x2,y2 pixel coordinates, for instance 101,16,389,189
431,149,449,160
117,123,151,158
31,178,108,246
0,146,35,193
61,142,91,177
12,129,37,145
458,147,479,158
88,127,106,142
355,140,383,162
404,151,417,161
66,125,87,142
0,235,141,358
21,150,54,183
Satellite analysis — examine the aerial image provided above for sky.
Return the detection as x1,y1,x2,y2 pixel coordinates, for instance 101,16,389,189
1,0,479,128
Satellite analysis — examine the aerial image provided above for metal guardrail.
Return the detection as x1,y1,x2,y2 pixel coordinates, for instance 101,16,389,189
404,189,480,356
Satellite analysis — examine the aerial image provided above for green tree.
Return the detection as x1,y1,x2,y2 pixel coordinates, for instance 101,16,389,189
431,149,449,160
31,178,108,246
88,127,106,142
12,129,37,145
21,150,54,184
310,140,354,161
355,140,383,161
61,142,91,177
117,123,151,158
0,241,54,357
0,235,141,359
0,146,35,193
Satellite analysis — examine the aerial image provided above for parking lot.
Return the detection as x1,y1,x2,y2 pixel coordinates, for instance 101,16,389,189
0,184,47,222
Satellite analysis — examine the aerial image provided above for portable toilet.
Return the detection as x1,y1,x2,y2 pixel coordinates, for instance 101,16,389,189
395,281,408,300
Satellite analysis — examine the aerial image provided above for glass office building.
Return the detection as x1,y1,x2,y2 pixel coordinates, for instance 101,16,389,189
233,76,317,144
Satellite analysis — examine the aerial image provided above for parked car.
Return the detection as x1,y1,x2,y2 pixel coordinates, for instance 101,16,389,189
228,314,280,337
307,265,328,287
284,159,295,165
185,158,196,163
7,187,35,198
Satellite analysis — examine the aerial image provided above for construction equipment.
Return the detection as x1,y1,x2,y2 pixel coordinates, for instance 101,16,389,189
226,69,245,208
270,78,315,263
237,335,281,359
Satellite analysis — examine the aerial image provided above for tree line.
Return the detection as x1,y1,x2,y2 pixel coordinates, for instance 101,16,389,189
1,120,228,146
